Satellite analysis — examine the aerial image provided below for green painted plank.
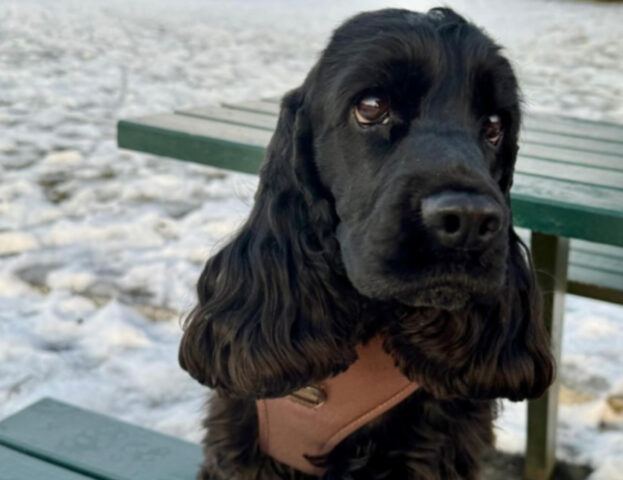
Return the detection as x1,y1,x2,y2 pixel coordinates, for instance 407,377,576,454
521,130,622,157
515,156,623,190
125,113,271,147
511,171,623,216
176,106,277,131
263,96,281,104
525,113,623,143
117,117,266,175
221,100,280,116
571,239,623,258
519,143,623,172
0,398,203,480
256,98,284,110
0,445,95,480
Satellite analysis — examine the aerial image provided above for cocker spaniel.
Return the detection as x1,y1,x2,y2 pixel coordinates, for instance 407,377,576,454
180,8,554,479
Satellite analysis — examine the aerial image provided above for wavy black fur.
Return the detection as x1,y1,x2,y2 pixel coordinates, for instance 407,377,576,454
180,7,554,479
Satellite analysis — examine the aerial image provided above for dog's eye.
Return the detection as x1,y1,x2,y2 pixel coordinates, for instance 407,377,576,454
483,115,503,146
354,93,390,125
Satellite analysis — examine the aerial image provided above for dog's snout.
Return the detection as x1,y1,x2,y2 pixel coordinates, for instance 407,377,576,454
421,191,503,250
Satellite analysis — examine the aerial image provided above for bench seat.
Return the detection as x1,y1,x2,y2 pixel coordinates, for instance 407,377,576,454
0,444,94,480
0,399,202,480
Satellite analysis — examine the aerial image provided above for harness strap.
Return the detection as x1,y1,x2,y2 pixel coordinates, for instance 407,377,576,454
256,336,419,475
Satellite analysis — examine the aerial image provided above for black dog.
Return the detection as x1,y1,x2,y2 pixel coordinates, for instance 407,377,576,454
180,8,554,479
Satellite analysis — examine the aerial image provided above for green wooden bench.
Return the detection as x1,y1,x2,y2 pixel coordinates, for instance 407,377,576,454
117,99,623,480
0,398,202,480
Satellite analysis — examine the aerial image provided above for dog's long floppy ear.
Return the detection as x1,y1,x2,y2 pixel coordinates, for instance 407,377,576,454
179,87,358,398
466,232,554,400
389,233,554,401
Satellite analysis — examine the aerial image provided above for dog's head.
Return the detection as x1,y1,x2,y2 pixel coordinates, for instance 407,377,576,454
304,8,520,310
180,8,553,401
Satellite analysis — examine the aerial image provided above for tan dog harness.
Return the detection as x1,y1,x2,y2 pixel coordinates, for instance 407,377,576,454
256,336,419,475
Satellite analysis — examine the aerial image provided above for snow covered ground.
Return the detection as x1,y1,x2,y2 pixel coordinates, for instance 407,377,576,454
0,0,622,477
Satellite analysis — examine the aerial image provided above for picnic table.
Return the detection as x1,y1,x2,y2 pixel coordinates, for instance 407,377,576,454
117,99,623,480
1,98,621,480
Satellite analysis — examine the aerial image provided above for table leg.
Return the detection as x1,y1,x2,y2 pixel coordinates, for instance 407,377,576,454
524,232,569,480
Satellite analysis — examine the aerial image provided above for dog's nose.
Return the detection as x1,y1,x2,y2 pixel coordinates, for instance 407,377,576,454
421,191,503,250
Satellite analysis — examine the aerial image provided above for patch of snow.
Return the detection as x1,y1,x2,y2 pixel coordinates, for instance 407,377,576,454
0,232,39,255
42,150,85,166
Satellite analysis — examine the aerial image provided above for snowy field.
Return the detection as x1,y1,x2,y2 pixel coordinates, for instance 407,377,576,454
1,0,622,477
